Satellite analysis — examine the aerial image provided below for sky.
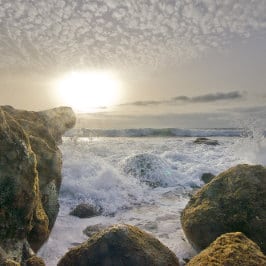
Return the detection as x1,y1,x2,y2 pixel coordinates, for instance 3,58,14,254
0,0,266,128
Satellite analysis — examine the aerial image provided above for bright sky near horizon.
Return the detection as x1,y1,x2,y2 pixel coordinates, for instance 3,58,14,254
0,0,266,128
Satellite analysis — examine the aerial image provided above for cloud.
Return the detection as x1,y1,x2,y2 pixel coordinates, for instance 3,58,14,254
0,1,265,70
173,91,242,103
120,100,164,106
121,91,243,106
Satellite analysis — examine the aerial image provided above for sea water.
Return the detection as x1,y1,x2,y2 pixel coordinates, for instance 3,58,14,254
38,128,266,265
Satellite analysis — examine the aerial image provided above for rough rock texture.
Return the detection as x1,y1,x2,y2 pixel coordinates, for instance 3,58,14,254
0,106,75,263
70,203,102,218
57,224,180,266
194,137,219,145
187,232,266,266
200,172,215,183
2,105,76,230
181,164,266,253
25,256,46,266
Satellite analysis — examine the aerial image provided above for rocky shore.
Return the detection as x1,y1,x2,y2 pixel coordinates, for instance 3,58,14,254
1,106,266,265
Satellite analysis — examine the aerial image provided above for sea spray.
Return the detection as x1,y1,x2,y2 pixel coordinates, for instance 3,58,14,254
233,112,266,165
59,138,151,214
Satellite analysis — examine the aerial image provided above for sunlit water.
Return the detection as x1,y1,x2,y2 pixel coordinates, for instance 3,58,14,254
38,132,266,265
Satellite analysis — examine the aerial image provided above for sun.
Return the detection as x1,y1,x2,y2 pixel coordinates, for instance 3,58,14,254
56,71,122,112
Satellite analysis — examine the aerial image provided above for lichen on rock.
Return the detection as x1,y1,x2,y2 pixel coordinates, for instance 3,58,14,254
0,105,76,264
187,232,266,266
181,164,266,253
57,224,180,266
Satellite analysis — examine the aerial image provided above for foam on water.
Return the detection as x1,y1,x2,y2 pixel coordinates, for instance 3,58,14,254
39,132,265,265
59,139,151,214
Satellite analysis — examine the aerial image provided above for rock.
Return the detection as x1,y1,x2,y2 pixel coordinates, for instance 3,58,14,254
70,203,102,218
122,153,175,187
187,232,266,266
57,224,180,266
0,106,75,263
0,109,49,261
181,164,266,253
194,137,219,145
200,172,215,183
0,259,20,266
83,224,107,237
3,106,76,230
25,256,46,266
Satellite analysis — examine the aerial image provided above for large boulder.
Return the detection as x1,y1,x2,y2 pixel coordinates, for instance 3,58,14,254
57,224,180,266
0,106,75,263
181,164,266,253
2,106,76,231
187,232,266,266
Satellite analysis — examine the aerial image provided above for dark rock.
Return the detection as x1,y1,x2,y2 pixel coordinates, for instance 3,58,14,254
181,164,266,253
0,106,75,263
200,172,215,183
187,232,266,266
194,137,219,145
57,224,180,266
70,203,102,218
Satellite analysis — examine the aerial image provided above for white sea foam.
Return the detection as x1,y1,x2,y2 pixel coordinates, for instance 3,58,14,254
39,133,265,265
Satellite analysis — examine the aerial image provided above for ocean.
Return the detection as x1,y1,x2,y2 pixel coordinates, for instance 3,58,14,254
38,128,266,265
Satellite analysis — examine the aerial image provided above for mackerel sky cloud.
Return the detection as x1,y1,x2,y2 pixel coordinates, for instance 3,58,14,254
0,0,266,70
0,0,265,128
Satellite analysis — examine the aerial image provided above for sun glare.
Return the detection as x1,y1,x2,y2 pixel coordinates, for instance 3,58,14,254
56,71,122,113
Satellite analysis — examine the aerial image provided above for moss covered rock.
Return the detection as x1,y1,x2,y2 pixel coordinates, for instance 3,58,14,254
2,106,76,230
25,255,46,266
0,109,48,257
181,164,266,253
187,232,266,266
57,224,180,266
0,106,75,263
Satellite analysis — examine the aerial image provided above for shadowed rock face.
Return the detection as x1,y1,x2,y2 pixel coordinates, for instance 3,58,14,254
187,232,266,266
181,164,266,253
0,106,75,263
57,224,180,266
